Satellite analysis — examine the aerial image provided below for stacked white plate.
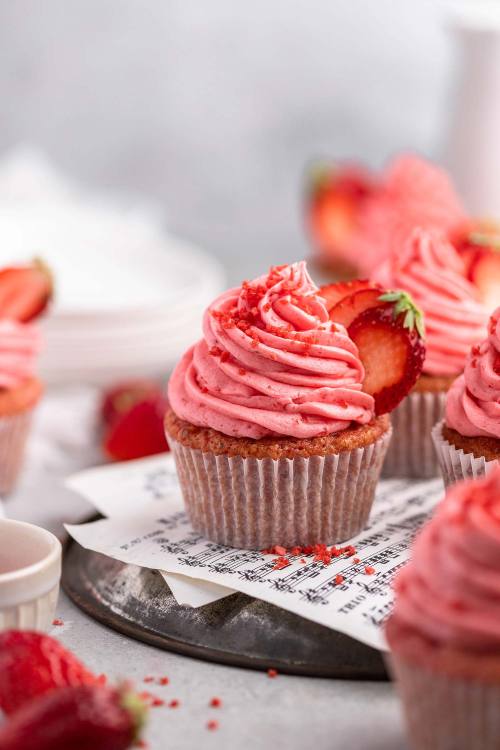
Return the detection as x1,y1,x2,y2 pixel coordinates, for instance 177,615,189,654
0,148,225,385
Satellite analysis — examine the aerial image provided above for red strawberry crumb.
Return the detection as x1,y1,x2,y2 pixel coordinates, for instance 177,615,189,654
151,697,165,707
143,676,154,684
267,669,278,678
52,619,63,626
335,574,344,585
299,558,307,564
353,557,361,564
272,556,290,570
169,699,180,708
158,677,169,686
220,351,230,363
274,545,287,556
207,720,219,731
365,566,376,575
210,697,222,708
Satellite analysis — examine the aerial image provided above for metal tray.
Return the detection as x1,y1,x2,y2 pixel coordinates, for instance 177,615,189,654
63,538,387,679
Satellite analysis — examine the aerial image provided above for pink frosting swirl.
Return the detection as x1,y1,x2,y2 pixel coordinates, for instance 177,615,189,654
168,262,375,439
391,468,500,651
354,153,465,276
373,228,488,376
0,320,41,389
445,307,500,438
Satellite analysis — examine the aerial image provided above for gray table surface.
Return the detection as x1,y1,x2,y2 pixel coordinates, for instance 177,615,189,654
3,387,408,750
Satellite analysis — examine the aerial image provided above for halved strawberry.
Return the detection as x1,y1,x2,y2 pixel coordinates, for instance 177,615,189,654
328,285,385,328
0,259,53,322
347,292,426,415
468,248,500,312
103,396,170,462
101,379,164,428
319,279,373,312
307,163,377,266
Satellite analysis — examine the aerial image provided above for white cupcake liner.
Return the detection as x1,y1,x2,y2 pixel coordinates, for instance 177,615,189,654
432,420,499,488
389,653,500,750
382,390,446,479
0,409,35,497
168,427,392,549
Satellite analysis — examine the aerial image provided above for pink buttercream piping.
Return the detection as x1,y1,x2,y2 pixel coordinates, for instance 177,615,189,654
373,228,488,376
391,468,500,651
0,320,41,389
168,262,375,439
445,306,500,439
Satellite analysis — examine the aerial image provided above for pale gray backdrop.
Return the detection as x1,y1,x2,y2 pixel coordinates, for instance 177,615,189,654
0,0,458,282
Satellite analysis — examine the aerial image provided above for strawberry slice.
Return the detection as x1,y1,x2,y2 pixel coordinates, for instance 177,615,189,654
319,279,373,311
347,292,426,415
0,259,53,322
103,396,170,462
307,163,377,266
468,249,500,312
328,285,385,328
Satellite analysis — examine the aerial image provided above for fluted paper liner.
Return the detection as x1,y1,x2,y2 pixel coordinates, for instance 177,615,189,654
0,409,35,496
432,420,499,487
389,654,500,750
168,427,391,549
382,391,446,479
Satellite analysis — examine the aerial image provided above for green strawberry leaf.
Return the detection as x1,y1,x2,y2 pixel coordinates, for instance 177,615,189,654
379,290,425,338
468,231,500,251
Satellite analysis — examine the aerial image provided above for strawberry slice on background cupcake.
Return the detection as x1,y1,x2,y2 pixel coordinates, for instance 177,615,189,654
306,161,378,280
451,218,500,314
386,467,500,750
432,305,500,485
0,259,52,495
165,260,425,549
371,227,488,478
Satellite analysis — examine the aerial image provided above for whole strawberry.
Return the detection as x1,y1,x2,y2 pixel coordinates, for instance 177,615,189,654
0,630,99,716
0,684,146,750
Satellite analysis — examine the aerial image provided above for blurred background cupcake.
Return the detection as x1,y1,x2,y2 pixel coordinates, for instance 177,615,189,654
433,305,500,485
373,227,488,478
386,468,500,750
0,260,52,495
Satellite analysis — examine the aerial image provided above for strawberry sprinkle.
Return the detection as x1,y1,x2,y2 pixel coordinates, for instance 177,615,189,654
52,618,63,626
365,566,376,575
335,574,344,585
169,699,180,708
207,720,219,731
158,677,169,686
210,697,222,708
143,676,154,684
267,668,278,678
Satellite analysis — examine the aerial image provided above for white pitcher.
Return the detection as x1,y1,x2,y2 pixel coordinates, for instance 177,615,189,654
446,2,500,215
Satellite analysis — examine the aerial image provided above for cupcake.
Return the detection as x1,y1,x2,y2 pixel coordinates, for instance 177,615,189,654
0,260,52,495
386,468,500,750
432,306,500,485
166,261,425,549
373,227,488,478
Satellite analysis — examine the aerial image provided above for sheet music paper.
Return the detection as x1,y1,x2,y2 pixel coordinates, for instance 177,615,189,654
66,455,443,650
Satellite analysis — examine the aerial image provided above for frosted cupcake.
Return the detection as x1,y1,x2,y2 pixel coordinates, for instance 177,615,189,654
432,306,500,485
386,469,500,750
0,320,43,495
166,261,425,548
373,228,487,478
0,260,51,495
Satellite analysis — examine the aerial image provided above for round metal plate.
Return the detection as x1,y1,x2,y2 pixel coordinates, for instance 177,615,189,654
62,539,387,679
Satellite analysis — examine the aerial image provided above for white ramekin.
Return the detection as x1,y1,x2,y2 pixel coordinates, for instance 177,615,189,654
0,519,62,631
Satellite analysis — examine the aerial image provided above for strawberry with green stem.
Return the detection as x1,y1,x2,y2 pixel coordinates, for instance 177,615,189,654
323,282,426,415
